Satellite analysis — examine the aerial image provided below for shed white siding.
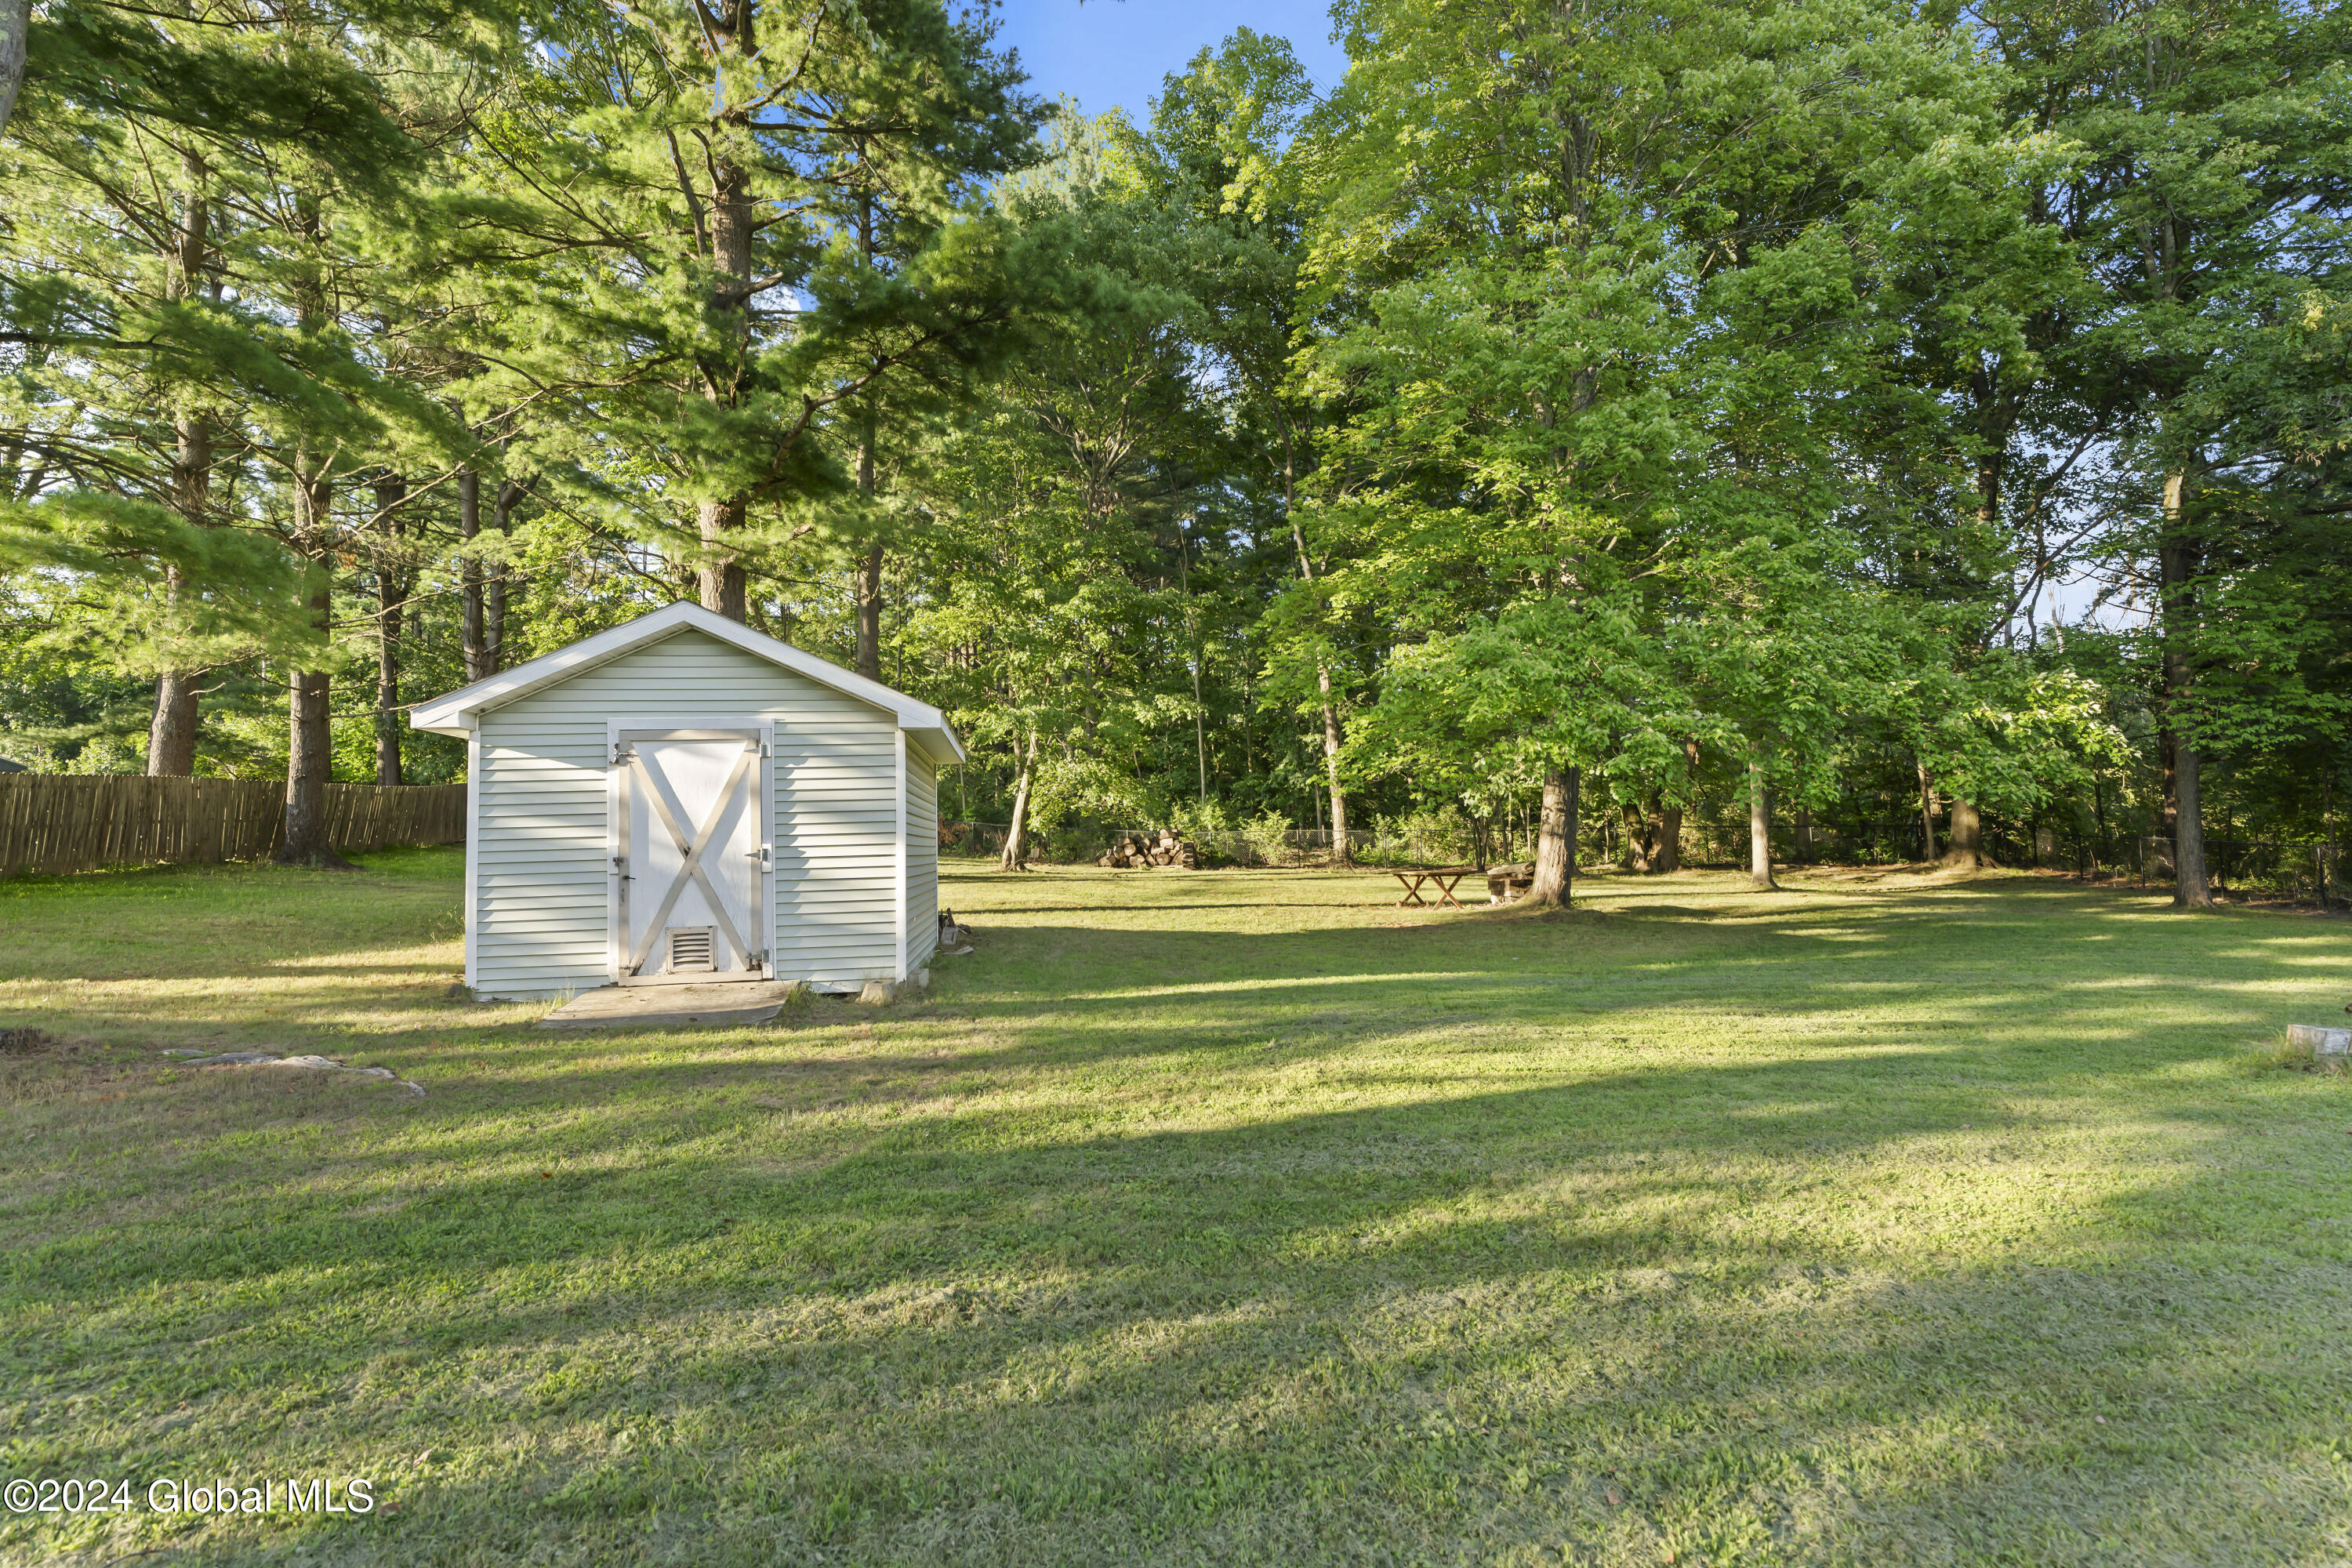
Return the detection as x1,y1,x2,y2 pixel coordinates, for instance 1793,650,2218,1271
470,629,902,999
904,748,938,972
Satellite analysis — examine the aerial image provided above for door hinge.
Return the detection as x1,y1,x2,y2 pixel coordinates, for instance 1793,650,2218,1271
611,742,633,766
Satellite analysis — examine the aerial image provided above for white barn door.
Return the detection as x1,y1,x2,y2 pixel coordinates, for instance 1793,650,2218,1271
609,723,773,985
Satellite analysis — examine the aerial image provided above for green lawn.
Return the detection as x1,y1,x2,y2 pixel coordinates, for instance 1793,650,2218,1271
2,851,2349,1566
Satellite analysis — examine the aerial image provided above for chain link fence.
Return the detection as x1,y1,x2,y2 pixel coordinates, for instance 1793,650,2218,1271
2126,836,2348,906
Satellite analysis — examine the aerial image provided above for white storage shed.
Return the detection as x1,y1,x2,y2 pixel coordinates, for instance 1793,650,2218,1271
409,602,964,1001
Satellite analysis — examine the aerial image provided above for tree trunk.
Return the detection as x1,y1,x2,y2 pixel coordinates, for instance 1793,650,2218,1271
697,497,747,620
1177,523,1207,804
0,0,27,141
855,537,884,681
1526,765,1578,907
459,466,488,681
1319,682,1348,866
1281,424,1349,866
850,397,888,681
2160,471,2212,909
694,153,755,622
1940,798,1993,869
490,477,524,670
1657,738,1697,874
277,187,350,869
278,557,350,869
372,473,407,786
147,154,212,777
147,671,201,777
2171,739,2212,906
1917,760,1937,861
1621,800,1652,873
1748,761,1775,891
998,728,1038,872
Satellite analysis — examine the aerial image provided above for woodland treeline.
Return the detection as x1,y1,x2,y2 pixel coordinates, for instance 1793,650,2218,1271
0,0,2343,900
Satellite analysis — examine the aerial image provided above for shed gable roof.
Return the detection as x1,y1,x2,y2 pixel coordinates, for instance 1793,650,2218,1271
408,602,966,763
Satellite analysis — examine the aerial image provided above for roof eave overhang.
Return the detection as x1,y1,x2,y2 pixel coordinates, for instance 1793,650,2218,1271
907,726,968,767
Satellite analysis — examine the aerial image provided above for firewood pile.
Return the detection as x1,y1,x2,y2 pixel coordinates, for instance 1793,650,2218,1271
1097,829,1202,869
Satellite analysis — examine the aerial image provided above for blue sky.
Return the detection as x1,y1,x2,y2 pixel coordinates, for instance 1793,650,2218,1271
993,0,1348,125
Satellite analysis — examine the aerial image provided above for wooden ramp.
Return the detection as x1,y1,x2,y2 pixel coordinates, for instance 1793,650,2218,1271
539,982,797,1030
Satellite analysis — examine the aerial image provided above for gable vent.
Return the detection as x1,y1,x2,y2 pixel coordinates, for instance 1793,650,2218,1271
665,927,716,973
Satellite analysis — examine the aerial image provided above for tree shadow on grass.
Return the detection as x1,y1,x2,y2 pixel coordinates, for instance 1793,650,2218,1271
14,1056,2351,1566
7,874,2350,1563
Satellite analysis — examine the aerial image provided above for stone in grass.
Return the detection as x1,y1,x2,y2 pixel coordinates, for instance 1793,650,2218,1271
854,970,930,1007
2288,1024,2351,1058
169,1049,426,1095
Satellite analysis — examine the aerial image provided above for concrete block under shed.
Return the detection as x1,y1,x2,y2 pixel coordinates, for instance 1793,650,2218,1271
541,981,804,1029
2287,1024,2351,1057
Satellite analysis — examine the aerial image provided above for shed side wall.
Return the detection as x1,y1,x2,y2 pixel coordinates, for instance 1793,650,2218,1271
471,630,901,998
905,750,938,972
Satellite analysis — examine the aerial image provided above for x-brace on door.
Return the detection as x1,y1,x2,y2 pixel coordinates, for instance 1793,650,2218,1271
608,722,774,985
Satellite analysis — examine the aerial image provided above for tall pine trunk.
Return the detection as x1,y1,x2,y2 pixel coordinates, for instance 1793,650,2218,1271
2160,472,2212,908
373,473,407,786
278,539,350,868
459,467,491,681
1526,766,1577,907
0,0,26,139
147,671,201,776
1748,761,1776,891
489,477,522,671
855,539,884,682
276,187,350,869
695,153,754,620
147,152,212,776
697,495,747,620
998,728,1039,872
852,394,887,681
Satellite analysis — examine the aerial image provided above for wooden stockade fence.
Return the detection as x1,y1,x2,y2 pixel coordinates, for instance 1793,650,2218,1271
0,775,466,877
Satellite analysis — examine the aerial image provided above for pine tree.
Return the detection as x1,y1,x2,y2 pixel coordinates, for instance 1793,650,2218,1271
445,0,1052,637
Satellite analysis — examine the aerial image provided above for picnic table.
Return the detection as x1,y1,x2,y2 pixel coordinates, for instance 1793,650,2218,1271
1389,865,1480,909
